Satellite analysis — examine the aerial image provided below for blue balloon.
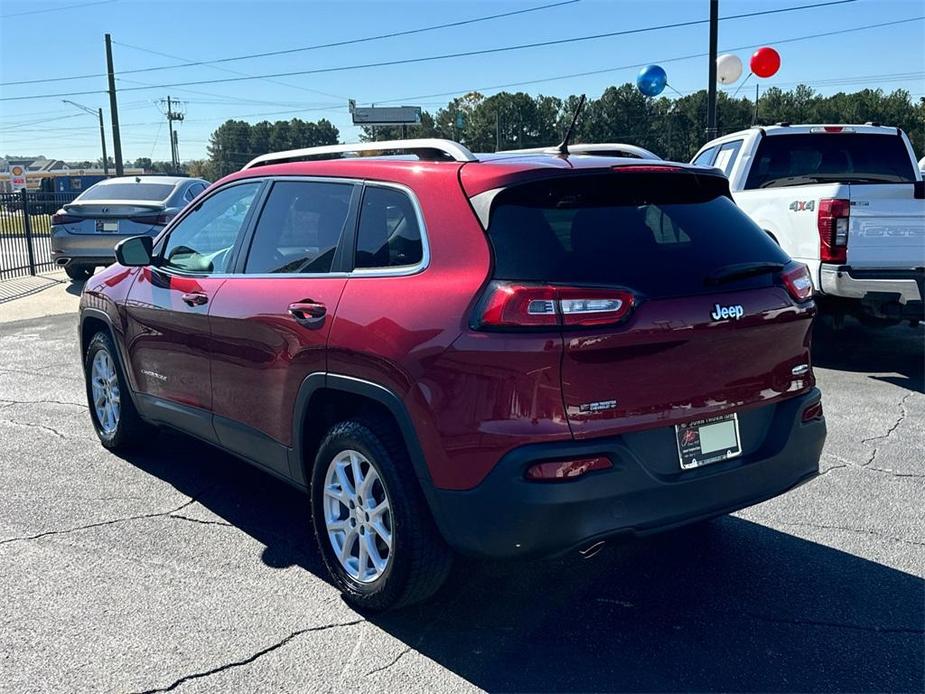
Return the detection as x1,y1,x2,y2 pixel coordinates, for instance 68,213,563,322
636,64,667,97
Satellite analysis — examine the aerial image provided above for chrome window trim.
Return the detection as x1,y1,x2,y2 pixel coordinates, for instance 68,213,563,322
350,180,430,278
151,175,430,280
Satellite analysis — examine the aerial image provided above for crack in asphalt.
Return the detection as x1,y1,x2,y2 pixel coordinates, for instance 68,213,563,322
132,619,365,693
776,520,924,547
0,367,83,383
365,646,412,677
0,397,85,408
169,514,233,528
0,417,74,440
821,454,922,480
0,497,201,547
861,392,913,444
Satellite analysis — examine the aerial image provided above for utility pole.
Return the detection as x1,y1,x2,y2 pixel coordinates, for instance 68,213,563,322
62,100,109,175
706,0,719,140
495,111,500,152
159,96,185,174
105,34,124,176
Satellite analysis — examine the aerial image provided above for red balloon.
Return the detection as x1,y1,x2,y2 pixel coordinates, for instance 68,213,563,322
750,47,781,78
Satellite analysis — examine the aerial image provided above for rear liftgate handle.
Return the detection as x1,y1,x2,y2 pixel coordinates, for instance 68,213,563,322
288,300,327,327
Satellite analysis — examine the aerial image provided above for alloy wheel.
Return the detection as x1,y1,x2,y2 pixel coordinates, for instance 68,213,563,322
90,349,120,435
322,449,393,583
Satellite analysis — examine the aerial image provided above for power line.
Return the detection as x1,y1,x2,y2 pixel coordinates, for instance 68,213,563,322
0,0,859,99
0,0,867,103
114,41,350,101
0,0,114,19
374,15,925,106
0,0,581,88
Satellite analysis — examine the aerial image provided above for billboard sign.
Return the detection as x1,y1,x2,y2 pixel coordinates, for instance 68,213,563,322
351,106,421,126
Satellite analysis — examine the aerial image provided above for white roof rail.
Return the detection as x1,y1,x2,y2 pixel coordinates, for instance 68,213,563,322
242,138,477,169
496,143,661,160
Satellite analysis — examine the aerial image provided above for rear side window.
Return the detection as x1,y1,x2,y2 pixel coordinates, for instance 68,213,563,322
245,180,354,274
713,140,742,177
691,146,717,166
487,173,788,299
355,186,423,269
79,182,174,201
744,133,917,189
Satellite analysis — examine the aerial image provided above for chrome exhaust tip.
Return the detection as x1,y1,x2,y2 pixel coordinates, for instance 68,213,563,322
578,540,606,559
56,258,71,266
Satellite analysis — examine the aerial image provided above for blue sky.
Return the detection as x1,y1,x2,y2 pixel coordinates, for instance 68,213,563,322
1,0,923,162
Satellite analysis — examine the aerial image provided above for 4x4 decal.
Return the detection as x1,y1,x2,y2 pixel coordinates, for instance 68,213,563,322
788,200,815,212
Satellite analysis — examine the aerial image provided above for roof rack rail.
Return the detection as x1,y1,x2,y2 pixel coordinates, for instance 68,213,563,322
495,143,660,160
242,138,477,169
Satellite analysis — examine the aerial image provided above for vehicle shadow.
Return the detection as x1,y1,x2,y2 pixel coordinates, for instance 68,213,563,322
812,315,924,393
118,432,924,693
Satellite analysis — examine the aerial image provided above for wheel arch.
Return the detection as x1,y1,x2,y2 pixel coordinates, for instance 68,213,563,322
290,373,448,535
80,308,138,394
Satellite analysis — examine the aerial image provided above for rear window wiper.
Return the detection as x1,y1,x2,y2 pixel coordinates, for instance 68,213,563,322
705,261,785,286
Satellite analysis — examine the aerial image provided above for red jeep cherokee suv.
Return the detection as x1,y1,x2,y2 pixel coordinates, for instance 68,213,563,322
79,139,825,610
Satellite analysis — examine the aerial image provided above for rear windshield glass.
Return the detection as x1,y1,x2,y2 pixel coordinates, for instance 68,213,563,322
78,182,175,201
487,173,788,298
744,133,917,189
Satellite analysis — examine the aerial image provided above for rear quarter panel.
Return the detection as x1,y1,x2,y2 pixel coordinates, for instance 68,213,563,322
327,168,572,490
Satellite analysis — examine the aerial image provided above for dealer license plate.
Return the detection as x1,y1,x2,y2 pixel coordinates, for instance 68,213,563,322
96,220,119,232
675,413,742,470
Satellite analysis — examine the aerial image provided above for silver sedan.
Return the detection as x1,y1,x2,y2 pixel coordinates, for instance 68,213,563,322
51,175,209,281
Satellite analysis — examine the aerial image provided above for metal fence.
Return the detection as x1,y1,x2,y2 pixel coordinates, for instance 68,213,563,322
0,190,79,281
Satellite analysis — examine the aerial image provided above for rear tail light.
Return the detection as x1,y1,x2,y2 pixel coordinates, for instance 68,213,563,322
473,281,635,330
780,262,814,302
129,212,172,226
817,198,850,263
525,456,613,481
51,212,81,225
801,400,824,422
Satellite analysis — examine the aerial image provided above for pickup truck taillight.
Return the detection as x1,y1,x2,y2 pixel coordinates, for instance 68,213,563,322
817,198,849,264
471,282,635,330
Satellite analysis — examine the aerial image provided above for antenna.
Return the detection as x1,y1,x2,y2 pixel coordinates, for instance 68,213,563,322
557,94,586,156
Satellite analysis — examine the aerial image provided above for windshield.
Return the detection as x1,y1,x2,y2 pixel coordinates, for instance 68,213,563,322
744,133,917,189
487,173,789,299
78,182,175,201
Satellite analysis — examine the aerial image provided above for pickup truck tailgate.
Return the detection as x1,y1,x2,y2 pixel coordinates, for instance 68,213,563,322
847,184,925,268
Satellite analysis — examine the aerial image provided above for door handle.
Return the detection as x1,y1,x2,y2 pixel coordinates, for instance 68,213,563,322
288,301,327,324
181,292,208,307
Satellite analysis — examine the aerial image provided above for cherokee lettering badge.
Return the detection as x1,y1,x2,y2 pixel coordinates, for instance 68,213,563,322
711,303,745,321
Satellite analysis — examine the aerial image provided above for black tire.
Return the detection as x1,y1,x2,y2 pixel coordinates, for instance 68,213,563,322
65,264,94,281
310,417,452,611
83,331,152,451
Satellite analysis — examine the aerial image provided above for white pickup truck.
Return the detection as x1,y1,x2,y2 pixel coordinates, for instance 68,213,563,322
692,124,924,326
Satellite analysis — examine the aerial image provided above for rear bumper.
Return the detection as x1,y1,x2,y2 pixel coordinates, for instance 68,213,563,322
429,389,825,559
50,227,142,265
820,264,923,309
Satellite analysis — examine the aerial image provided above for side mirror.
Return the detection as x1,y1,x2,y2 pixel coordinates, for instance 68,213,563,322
115,235,153,267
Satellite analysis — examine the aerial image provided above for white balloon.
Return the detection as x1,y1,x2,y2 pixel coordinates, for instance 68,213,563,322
716,54,743,85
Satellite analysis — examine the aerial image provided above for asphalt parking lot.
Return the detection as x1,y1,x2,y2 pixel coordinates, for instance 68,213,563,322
0,301,922,693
